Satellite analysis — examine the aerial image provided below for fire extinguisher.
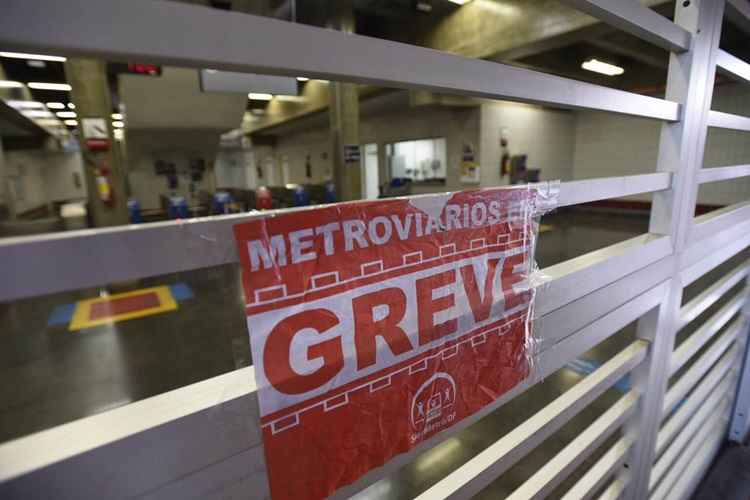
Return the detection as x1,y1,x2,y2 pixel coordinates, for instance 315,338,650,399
94,165,113,204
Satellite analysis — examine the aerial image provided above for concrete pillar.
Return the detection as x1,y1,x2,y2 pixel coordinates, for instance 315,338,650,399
327,0,362,201
0,135,12,220
65,58,129,227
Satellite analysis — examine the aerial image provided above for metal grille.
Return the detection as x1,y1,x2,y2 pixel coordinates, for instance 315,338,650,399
1,0,749,499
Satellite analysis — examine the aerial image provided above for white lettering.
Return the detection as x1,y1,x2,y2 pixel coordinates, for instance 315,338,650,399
290,228,316,264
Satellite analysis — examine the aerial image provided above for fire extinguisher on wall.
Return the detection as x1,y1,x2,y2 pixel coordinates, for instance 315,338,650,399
94,164,113,205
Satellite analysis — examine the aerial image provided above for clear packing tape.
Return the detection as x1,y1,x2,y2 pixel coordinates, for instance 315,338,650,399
232,181,560,500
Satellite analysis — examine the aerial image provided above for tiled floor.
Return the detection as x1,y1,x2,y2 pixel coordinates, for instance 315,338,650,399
0,209,745,498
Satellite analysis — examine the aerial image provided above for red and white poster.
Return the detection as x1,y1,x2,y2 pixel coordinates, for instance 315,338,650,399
233,186,556,499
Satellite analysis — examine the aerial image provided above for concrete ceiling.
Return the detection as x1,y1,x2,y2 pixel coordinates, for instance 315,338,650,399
119,66,247,130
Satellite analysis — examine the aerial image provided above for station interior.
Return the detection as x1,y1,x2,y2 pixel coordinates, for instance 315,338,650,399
1,1,750,499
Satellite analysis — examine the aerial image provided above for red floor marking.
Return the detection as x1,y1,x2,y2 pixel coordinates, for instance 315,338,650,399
89,292,161,320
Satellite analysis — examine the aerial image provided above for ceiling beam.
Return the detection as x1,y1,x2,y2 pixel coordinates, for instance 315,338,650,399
588,37,668,69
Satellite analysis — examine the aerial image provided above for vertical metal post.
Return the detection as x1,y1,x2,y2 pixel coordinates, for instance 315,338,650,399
620,1,726,498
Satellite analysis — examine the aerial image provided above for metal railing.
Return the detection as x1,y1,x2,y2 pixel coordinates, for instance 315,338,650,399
0,0,749,499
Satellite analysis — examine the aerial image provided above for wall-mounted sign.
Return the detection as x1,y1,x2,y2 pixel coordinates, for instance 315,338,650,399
81,118,107,140
233,186,556,499
344,144,360,164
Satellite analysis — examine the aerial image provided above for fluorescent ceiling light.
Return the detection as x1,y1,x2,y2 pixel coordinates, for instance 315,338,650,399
6,100,44,109
64,119,78,126
114,129,124,141
28,82,72,91
248,92,273,100
56,111,77,118
0,51,66,62
22,109,53,118
111,113,123,120
35,118,63,127
296,77,309,82
581,58,624,76
46,102,66,109
68,103,75,109
447,0,471,4
112,121,124,128
0,80,23,88
275,95,306,102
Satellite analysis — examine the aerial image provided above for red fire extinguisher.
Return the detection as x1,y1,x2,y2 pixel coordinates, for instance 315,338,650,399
94,165,113,204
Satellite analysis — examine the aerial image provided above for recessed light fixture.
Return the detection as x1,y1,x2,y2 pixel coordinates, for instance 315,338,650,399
114,129,124,141
46,102,66,109
36,118,62,127
296,77,309,82
251,109,265,116
56,111,77,118
64,119,78,126
28,82,72,91
0,51,67,62
248,92,273,101
111,113,123,120
68,103,75,109
6,100,44,109
22,110,53,118
447,0,471,5
416,1,433,12
581,58,624,76
112,121,124,128
275,95,306,102
0,80,23,88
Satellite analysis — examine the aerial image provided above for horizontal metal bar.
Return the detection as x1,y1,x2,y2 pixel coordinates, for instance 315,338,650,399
0,202,672,308
0,0,680,122
556,173,672,208
690,200,750,244
729,323,750,443
598,478,626,500
0,281,667,500
707,110,750,131
556,0,691,52
651,409,728,500
560,436,633,500
505,391,638,500
0,367,260,499
538,233,672,316
657,356,738,456
336,281,667,499
651,395,732,492
662,323,742,417
697,164,750,184
682,217,750,285
671,296,748,376
678,260,750,330
415,341,647,500
716,49,750,85
536,257,673,351
665,432,725,500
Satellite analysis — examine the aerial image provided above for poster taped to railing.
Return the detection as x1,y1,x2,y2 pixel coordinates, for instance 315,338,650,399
234,184,557,499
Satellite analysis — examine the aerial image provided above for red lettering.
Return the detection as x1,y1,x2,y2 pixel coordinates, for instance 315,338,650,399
502,253,526,310
460,258,501,323
264,309,343,394
416,269,457,345
353,288,412,370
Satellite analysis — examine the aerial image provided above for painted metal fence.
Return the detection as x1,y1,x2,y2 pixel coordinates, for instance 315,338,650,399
1,0,749,499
